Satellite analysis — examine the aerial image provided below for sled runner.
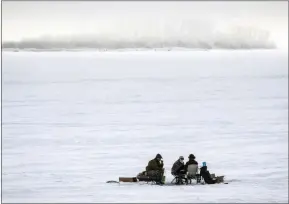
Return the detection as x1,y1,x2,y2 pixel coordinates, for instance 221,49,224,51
136,171,165,185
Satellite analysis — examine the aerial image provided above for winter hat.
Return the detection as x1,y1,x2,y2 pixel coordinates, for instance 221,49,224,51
188,154,195,159
179,156,184,160
156,154,162,159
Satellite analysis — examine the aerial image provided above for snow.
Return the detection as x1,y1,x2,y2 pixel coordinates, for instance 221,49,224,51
2,50,288,202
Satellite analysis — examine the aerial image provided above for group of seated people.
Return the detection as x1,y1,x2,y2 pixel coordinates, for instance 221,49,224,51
142,153,224,185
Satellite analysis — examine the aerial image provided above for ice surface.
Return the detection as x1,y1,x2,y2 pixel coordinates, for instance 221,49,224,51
2,50,288,202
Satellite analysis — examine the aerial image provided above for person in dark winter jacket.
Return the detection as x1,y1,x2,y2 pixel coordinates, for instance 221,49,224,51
146,154,164,184
171,156,186,176
184,154,198,172
200,166,224,184
200,166,215,184
146,154,164,172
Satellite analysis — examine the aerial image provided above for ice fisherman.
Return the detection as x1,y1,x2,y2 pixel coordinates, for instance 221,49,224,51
184,153,198,172
200,165,224,184
171,156,186,176
146,153,165,183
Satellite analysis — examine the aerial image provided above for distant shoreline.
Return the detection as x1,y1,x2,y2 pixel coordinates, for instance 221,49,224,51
2,47,278,53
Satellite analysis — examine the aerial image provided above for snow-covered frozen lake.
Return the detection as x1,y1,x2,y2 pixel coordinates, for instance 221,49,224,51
2,50,288,202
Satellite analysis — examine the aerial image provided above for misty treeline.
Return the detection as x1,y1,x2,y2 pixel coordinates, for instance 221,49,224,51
3,25,276,50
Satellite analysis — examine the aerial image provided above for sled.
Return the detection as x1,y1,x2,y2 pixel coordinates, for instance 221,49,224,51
137,171,165,184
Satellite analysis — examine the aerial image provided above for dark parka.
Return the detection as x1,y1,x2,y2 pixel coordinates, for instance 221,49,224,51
146,158,164,172
200,166,216,184
171,160,185,175
184,156,198,172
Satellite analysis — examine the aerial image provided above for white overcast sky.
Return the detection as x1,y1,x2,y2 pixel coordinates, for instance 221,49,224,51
2,1,288,48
